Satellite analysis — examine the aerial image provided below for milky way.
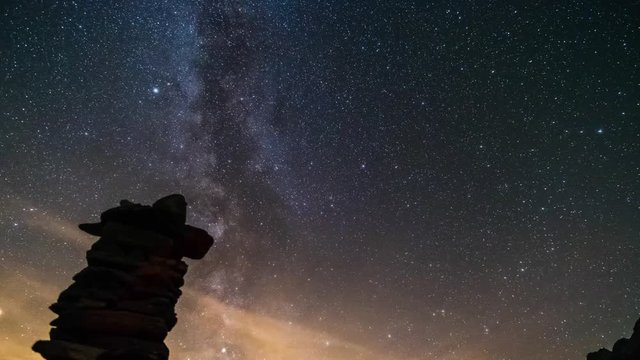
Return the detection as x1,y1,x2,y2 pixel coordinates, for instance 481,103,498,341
1,1,639,359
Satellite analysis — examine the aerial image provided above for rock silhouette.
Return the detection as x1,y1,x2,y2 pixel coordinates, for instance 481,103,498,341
587,317,640,360
33,194,214,360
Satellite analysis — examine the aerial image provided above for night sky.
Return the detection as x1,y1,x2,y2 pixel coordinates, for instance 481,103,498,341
1,1,639,359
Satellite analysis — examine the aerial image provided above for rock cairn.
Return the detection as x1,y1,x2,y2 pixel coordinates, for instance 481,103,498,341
587,317,640,360
33,194,214,360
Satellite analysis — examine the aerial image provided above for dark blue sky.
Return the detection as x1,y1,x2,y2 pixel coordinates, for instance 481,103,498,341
1,1,639,359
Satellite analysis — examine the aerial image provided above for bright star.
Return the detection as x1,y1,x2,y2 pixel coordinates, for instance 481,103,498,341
596,129,603,134
152,87,160,94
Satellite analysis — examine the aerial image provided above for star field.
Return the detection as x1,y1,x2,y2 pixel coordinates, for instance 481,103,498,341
0,1,639,359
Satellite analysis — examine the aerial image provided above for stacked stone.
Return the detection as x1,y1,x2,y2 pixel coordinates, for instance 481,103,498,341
33,194,214,360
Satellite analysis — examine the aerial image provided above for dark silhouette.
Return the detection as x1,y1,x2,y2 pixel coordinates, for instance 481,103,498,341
33,195,214,360
587,317,640,360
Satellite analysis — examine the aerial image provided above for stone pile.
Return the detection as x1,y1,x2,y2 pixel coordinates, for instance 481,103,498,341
587,317,640,360
33,194,214,360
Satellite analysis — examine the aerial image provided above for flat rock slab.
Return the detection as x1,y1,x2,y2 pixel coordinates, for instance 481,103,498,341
33,340,106,360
